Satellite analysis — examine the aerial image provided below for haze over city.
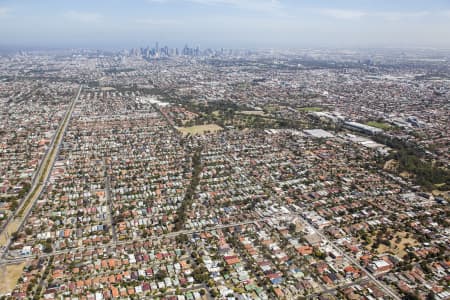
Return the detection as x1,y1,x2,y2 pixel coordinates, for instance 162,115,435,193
1,0,450,49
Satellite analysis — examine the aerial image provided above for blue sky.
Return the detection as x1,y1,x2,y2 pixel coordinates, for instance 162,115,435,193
0,0,450,49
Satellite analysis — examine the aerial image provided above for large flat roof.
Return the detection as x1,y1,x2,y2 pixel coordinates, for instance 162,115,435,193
304,129,335,138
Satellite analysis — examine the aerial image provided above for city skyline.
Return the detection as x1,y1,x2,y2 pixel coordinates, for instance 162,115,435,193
1,0,450,49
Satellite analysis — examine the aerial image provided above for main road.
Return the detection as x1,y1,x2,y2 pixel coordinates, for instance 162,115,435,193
1,216,265,264
0,85,82,258
298,215,401,300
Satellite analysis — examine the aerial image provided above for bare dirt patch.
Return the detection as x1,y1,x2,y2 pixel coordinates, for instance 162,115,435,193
0,262,26,295
366,230,419,258
239,110,268,116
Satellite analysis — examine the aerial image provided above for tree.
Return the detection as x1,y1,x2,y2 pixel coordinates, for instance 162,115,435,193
11,231,19,241
404,293,420,300
155,269,167,281
288,223,296,233
210,288,219,297
176,234,188,244
10,200,19,211
313,249,326,259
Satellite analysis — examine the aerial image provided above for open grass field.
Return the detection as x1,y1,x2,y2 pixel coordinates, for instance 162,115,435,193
432,189,449,200
400,171,413,178
383,159,398,172
0,262,26,295
366,121,393,130
177,124,223,135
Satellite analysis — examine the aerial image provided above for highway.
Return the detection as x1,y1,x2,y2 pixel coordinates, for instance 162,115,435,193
0,85,82,259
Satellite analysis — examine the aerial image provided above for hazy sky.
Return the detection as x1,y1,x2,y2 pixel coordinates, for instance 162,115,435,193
1,0,450,49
